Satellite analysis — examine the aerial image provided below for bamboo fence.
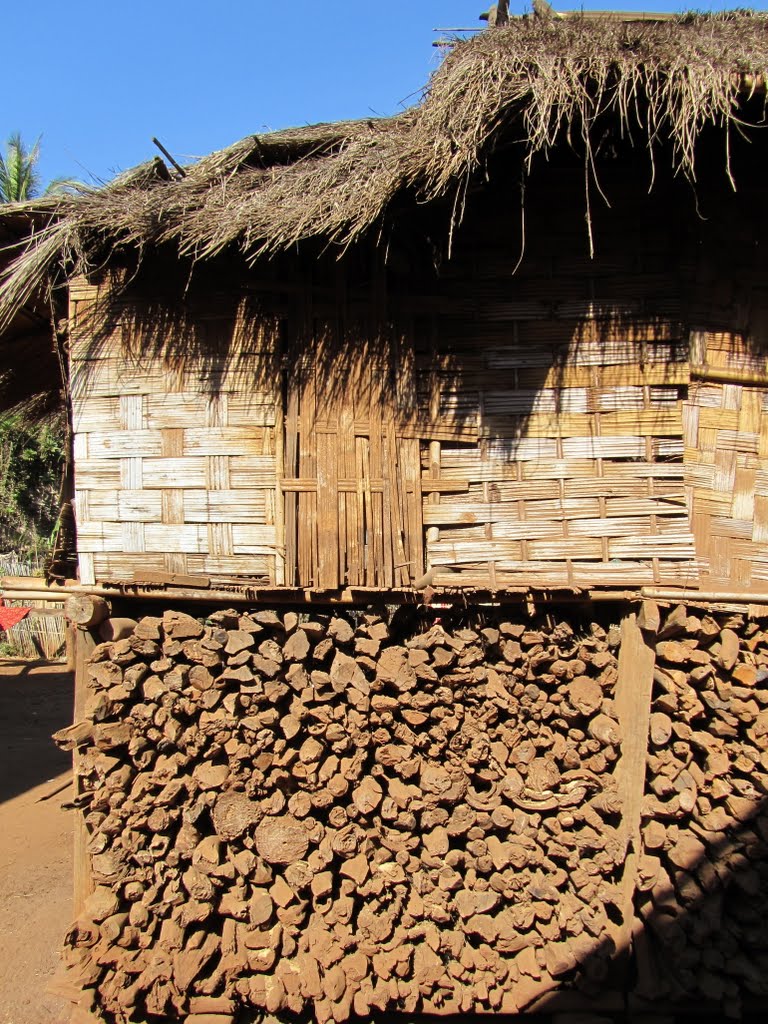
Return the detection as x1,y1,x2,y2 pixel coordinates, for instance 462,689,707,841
0,553,66,660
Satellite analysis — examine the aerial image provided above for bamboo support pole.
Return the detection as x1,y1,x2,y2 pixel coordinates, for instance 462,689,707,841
690,363,768,386
641,587,768,604
2,577,643,606
2,576,62,591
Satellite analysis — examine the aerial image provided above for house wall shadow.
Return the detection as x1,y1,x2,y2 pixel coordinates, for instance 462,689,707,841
0,661,72,803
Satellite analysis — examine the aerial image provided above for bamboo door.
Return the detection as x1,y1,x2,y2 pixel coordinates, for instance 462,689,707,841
282,327,423,589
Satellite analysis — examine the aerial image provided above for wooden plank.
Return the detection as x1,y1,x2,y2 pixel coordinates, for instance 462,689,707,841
272,346,286,587
611,611,656,983
316,428,340,589
340,397,359,586
73,627,97,916
368,374,385,588
386,422,409,586
405,437,425,579
357,438,373,584
381,427,395,588
298,364,316,586
283,380,299,586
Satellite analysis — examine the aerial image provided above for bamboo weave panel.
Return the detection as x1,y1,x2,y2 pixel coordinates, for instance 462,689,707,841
421,318,698,590
70,283,281,587
684,334,768,589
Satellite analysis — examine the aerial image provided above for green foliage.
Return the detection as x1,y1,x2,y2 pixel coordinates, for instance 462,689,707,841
0,132,79,203
0,414,65,557
0,132,74,557
0,132,41,203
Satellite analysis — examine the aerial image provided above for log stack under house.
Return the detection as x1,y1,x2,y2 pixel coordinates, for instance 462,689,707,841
3,8,768,1022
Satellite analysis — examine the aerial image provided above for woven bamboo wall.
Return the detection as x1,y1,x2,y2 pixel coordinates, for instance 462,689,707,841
411,181,701,591
418,322,696,589
684,331,768,590
65,165,768,595
69,279,282,587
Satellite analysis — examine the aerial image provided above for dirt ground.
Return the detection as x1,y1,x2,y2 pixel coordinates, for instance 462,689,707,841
0,660,75,1024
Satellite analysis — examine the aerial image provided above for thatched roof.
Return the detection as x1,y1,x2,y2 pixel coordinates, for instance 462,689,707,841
2,10,768,333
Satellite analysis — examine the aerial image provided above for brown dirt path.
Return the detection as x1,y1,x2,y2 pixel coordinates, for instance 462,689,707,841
0,661,74,1024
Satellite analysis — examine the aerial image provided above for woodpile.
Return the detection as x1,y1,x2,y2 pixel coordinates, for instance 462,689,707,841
635,604,768,1014
55,607,628,1022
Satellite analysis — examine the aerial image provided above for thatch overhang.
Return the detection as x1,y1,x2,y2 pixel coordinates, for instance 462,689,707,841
2,10,768,335
0,212,64,416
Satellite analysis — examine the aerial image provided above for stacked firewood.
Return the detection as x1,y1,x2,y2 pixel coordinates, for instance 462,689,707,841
637,604,768,1013
56,608,626,1023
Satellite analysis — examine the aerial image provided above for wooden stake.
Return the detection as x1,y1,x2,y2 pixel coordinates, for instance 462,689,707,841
73,627,97,915
611,611,656,968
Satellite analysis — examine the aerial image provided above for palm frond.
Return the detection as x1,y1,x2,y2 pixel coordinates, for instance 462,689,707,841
44,177,83,196
0,132,42,203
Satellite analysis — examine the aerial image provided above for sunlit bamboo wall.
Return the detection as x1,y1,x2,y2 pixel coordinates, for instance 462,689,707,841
66,163,768,595
404,177,696,590
69,280,283,587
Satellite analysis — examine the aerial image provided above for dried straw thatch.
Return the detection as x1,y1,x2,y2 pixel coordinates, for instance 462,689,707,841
2,11,768,327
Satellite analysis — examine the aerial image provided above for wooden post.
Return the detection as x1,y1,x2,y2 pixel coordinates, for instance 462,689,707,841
611,609,656,971
73,626,97,916
65,622,77,672
64,594,110,629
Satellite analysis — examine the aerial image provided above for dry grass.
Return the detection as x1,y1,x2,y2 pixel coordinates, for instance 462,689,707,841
2,11,768,326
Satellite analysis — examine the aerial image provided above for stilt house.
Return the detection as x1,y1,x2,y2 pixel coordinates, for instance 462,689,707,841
6,12,768,1022
3,11,768,603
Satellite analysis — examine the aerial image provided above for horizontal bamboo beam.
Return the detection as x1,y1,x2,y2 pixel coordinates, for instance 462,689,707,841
1,590,78,603
2,577,641,607
642,587,768,605
690,363,768,386
2,576,55,591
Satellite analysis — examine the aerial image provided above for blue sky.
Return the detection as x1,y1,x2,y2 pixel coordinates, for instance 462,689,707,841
4,0,762,189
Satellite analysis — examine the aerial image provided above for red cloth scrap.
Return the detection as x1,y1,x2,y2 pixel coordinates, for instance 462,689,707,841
0,599,30,632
